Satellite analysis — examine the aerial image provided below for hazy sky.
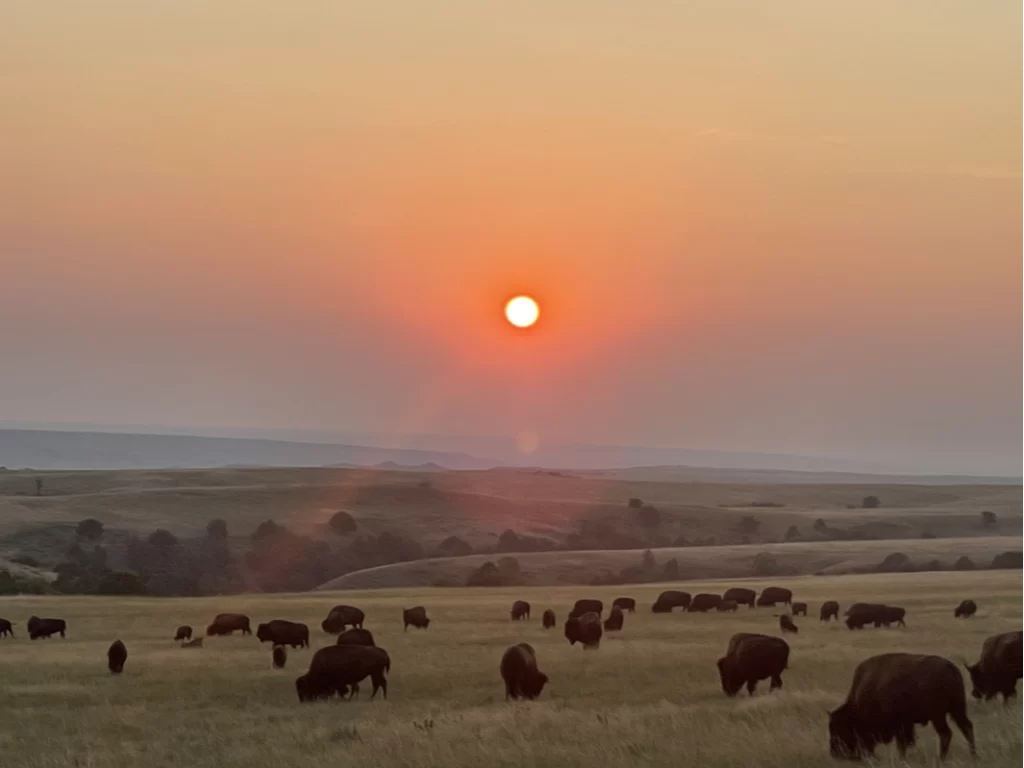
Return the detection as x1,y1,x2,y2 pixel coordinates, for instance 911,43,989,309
1,1,1020,474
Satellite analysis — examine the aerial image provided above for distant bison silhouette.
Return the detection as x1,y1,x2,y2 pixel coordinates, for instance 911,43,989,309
779,615,799,634
500,643,548,701
295,645,391,702
954,600,977,619
569,599,603,619
652,590,691,612
510,600,531,621
564,612,602,648
272,645,287,669
173,625,192,642
755,587,792,607
717,633,789,696
107,640,127,674
27,616,66,640
791,602,807,617
205,613,251,636
688,593,723,613
819,601,840,622
256,620,310,649
603,606,624,631
612,597,636,613
403,606,430,631
965,631,1022,703
829,653,975,760
542,609,556,629
0,619,14,638
321,605,365,634
717,600,738,613
337,628,376,647
723,587,756,608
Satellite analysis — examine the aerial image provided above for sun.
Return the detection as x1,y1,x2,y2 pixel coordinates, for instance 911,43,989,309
504,295,540,328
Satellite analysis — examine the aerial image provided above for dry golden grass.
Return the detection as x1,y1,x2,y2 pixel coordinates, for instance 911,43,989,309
0,570,1020,767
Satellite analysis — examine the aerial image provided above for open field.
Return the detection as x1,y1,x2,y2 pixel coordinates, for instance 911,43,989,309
0,570,1020,768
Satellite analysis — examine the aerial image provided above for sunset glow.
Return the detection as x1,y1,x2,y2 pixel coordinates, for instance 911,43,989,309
504,296,540,328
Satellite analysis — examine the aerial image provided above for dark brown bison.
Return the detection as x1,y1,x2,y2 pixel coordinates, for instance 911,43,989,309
336,628,376,647
953,600,977,619
257,620,309,648
321,605,365,634
717,600,738,613
779,615,799,634
500,643,549,700
717,633,789,696
107,640,127,674
756,587,792,607
612,597,636,613
27,616,66,640
791,602,807,617
569,599,604,619
510,600,531,621
723,587,757,608
652,590,691,612
205,613,251,636
272,645,287,669
0,618,14,638
844,603,905,629
688,593,723,612
875,606,906,628
403,606,430,631
603,606,624,631
173,625,192,642
564,612,602,648
542,609,556,629
965,631,1022,703
295,645,391,702
829,653,975,760
820,601,840,622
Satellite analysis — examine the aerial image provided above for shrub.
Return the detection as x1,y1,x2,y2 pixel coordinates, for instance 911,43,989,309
981,511,998,527
251,520,285,542
991,551,1022,570
76,519,104,541
877,552,912,572
642,549,656,570
662,557,680,580
627,498,644,509
953,555,976,571
861,496,881,509
752,552,780,576
147,529,179,551
328,510,358,535
736,516,761,535
496,529,521,552
784,525,801,541
813,518,828,533
96,571,147,595
437,535,472,557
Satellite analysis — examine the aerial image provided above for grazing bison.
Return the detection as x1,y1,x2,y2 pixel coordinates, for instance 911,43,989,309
723,587,757,608
27,616,66,640
500,643,549,701
875,606,906,628
256,620,310,649
272,645,287,669
603,606,624,631
717,633,789,696
0,619,14,638
564,612,603,648
107,640,127,674
173,625,192,642
181,636,204,648
295,645,391,702
510,600,531,621
569,599,604,619
688,593,723,613
403,606,430,631
542,609,556,629
820,601,840,622
337,628,376,647
321,605,365,634
779,615,799,634
717,600,738,613
612,597,636,613
829,653,975,760
954,600,977,619
791,602,808,617
844,603,905,629
652,590,691,613
755,587,792,607
205,613,251,636
965,631,1022,703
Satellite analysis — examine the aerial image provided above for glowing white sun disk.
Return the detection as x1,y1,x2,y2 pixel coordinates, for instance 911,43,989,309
505,296,540,328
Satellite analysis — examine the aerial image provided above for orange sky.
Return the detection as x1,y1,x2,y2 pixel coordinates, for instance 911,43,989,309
0,1,1020,473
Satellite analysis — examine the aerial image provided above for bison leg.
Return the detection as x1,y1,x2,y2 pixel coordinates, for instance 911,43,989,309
370,670,387,700
769,674,783,692
894,723,915,757
746,679,758,696
931,715,953,759
950,706,976,757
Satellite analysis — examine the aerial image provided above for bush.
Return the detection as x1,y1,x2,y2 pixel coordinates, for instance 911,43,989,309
496,529,521,552
466,561,504,587
76,518,104,541
877,552,913,572
328,510,358,535
662,557,680,580
627,498,644,509
981,511,997,527
251,520,285,542
861,496,881,509
736,516,761,535
784,525,801,541
752,552,780,576
96,571,148,595
953,555,976,571
812,518,828,533
437,535,472,557
642,549,656,570
147,529,179,551
991,551,1022,570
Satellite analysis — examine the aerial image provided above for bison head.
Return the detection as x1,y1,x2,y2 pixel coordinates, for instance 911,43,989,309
716,656,743,697
828,705,862,760
563,619,579,645
255,624,270,642
295,674,315,702
523,670,549,700
963,662,988,700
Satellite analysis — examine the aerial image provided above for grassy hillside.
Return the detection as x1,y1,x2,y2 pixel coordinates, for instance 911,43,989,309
0,570,1019,768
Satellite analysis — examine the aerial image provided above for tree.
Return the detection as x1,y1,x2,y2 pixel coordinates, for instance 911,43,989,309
627,498,644,509
861,496,881,509
96,571,147,595
496,529,522,552
76,518,104,541
736,516,761,536
642,549,656,570
812,518,828,533
497,556,521,578
206,519,228,539
34,477,43,496
784,525,801,541
437,535,472,556
662,557,680,580
752,552,780,576
147,529,179,551
251,520,284,542
953,555,976,571
328,510,358,535
981,511,998,527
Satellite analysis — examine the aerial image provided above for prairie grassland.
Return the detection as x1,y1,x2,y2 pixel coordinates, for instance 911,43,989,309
0,570,1019,768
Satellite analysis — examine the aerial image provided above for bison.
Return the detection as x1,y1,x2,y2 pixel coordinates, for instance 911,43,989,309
688,593,723,613
779,614,799,634
321,605,365,634
612,597,636,613
723,587,757,608
954,600,977,619
965,631,1022,703
569,599,604,619
500,643,549,700
844,603,905,630
403,606,430,631
107,640,127,674
205,613,251,636
336,628,376,647
820,601,840,622
755,586,792,607
717,600,738,613
603,606,624,631
510,600,531,621
0,618,14,638
791,602,807,617
564,612,602,648
272,645,287,669
542,609,556,629
829,653,975,760
295,644,391,702
717,633,789,696
173,625,192,642
27,616,66,640
652,590,691,613
257,620,310,649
